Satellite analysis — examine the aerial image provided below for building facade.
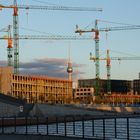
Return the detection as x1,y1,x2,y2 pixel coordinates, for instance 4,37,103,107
0,67,72,104
75,87,94,104
78,79,132,94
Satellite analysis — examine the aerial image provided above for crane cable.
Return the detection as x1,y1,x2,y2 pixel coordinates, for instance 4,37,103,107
31,0,58,6
109,49,140,57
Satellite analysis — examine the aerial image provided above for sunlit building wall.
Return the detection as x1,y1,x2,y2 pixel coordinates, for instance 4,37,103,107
0,67,72,104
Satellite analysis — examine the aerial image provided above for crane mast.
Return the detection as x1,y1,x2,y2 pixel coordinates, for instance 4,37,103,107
7,25,13,67
94,20,100,95
76,19,100,95
106,50,111,94
13,0,19,74
0,25,13,67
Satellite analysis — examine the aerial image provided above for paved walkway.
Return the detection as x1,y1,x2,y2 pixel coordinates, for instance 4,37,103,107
0,134,100,140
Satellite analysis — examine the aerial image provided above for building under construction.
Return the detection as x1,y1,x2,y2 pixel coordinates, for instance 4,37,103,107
78,78,132,94
0,67,72,104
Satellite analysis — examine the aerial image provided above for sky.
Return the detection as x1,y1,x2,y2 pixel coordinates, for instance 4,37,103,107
0,0,140,82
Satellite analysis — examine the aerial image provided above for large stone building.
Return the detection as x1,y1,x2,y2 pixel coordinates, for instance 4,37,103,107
0,67,72,104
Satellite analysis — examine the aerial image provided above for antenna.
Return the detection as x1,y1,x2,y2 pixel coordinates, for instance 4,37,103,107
67,46,73,81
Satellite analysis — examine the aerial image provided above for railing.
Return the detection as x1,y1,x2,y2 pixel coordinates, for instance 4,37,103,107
0,115,140,140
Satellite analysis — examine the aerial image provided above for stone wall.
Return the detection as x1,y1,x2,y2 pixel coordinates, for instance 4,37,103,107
0,101,20,117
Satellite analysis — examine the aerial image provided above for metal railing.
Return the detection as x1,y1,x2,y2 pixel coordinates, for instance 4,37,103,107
0,115,140,140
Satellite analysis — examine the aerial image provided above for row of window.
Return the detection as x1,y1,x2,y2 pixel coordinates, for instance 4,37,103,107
76,88,92,92
76,93,91,96
12,75,70,86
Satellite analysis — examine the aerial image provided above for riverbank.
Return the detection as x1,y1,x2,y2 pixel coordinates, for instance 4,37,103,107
28,103,140,118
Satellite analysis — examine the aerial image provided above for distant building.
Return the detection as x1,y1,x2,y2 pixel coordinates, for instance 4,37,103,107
0,67,72,104
78,79,131,94
133,79,140,95
75,87,94,103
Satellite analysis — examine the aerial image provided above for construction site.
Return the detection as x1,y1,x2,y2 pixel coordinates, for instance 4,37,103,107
1,2,140,140
0,0,140,107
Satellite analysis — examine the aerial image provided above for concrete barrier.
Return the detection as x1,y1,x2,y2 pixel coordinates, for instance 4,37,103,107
29,104,115,117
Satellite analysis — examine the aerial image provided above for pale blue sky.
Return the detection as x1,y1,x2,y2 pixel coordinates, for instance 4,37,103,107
0,0,140,80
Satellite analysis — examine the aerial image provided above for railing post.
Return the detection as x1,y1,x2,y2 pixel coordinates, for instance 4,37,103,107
36,116,39,133
114,118,117,138
82,116,85,138
103,118,105,140
25,116,28,135
73,116,75,136
92,119,94,137
1,117,4,134
14,116,16,133
46,117,48,135
64,116,67,136
56,116,58,134
127,117,129,140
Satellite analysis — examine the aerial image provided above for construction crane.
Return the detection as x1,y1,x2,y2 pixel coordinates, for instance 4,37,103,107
0,34,92,40
0,34,93,73
75,19,140,96
7,25,13,67
0,1,102,74
90,49,140,94
0,4,102,11
0,25,13,66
